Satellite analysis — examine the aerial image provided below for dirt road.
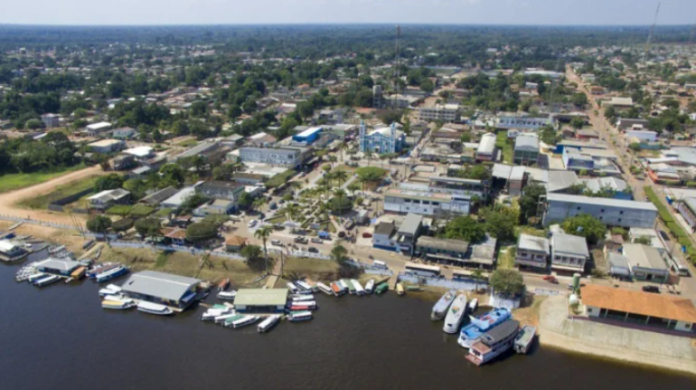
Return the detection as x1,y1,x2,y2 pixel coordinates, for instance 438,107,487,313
0,165,106,224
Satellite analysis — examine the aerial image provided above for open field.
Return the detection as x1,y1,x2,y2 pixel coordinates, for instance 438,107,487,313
496,131,513,164
283,257,339,280
0,164,87,194
17,175,99,210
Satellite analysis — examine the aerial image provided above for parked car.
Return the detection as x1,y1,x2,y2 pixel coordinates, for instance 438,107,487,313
362,232,373,238
269,202,278,210
311,237,323,244
337,231,346,238
308,247,319,253
271,239,283,246
542,275,558,284
294,236,308,244
248,220,258,228
642,285,660,294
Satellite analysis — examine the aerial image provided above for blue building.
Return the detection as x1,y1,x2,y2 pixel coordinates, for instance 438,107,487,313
359,122,405,154
292,126,323,144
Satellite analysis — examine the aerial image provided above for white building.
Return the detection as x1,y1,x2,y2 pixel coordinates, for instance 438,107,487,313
625,130,658,143
418,104,460,122
41,113,60,128
238,147,303,168
475,133,497,162
384,187,470,217
85,122,112,137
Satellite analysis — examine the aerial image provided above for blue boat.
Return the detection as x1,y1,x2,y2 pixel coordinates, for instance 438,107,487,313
458,307,511,348
95,266,129,283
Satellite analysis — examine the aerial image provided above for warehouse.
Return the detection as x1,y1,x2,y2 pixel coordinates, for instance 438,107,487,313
34,258,82,276
543,193,657,228
234,288,288,313
121,270,202,309
292,126,323,144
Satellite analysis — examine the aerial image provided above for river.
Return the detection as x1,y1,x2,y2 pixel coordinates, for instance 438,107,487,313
0,261,694,390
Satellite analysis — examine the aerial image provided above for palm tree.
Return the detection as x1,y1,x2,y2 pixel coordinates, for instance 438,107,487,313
284,203,301,221
254,226,273,274
328,155,338,167
333,170,349,188
251,197,267,214
357,176,369,192
472,269,484,292
337,142,347,162
364,150,374,165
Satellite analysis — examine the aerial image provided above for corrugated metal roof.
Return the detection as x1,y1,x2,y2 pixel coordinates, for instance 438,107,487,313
546,193,657,211
121,271,201,302
234,288,288,306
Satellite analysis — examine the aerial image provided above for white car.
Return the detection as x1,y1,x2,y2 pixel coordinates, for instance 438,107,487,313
271,239,283,246
248,220,258,228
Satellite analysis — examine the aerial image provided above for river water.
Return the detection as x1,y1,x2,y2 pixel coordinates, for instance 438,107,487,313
1,261,694,390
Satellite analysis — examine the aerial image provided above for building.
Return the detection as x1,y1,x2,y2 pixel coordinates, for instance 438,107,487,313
87,189,131,210
416,236,470,265
372,221,397,251
160,187,196,210
581,285,696,333
425,177,488,199
112,127,136,140
88,139,125,154
475,133,497,162
550,233,589,273
292,126,323,144
233,288,288,313
562,147,620,175
676,197,696,231
139,187,179,207
225,236,247,252
582,177,632,200
384,187,470,217
625,130,658,143
196,181,245,202
513,134,539,166
515,234,550,270
607,252,631,280
85,122,112,137
543,194,657,229
175,140,227,163
622,244,670,283
394,213,423,255
248,132,277,147
359,122,405,154
41,113,60,128
605,97,634,109
121,270,202,309
34,257,81,276
616,118,649,131
0,240,27,261
193,199,237,217
122,146,154,161
497,114,552,130
238,147,303,168
418,104,460,122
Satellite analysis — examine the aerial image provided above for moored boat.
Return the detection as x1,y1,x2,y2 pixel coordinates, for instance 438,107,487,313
458,307,511,348
223,314,246,327
217,278,230,291
351,279,365,295
217,290,237,300
469,298,479,312
375,282,389,295
291,294,314,302
71,266,86,280
365,279,375,294
102,299,135,310
295,281,314,293
87,263,117,279
316,282,333,296
137,301,174,316
214,313,239,324
95,266,129,283
466,320,520,366
288,311,313,322
27,273,47,283
257,315,281,333
98,284,122,297
514,324,537,354
33,274,60,287
395,283,405,296
443,294,468,334
431,290,457,321
286,282,299,294
331,282,346,296
201,308,232,321
231,315,260,329
342,279,356,295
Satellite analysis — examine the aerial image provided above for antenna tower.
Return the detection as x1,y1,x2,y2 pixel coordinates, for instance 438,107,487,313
644,2,661,61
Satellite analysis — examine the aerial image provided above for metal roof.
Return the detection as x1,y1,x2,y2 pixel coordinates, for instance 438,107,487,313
546,193,658,212
417,236,469,253
398,213,423,236
121,271,201,302
518,234,550,254
552,233,589,257
35,257,81,271
514,134,539,151
622,244,668,271
234,288,288,306
546,170,578,192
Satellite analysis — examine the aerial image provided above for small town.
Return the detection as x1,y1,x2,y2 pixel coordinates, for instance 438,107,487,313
1,5,696,390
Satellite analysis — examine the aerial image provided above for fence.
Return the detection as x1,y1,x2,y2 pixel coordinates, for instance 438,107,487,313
0,214,74,230
398,273,489,291
47,187,95,212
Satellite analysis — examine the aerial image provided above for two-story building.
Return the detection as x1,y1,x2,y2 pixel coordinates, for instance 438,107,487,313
513,134,539,166
544,194,658,229
550,233,590,273
515,234,550,270
238,147,303,168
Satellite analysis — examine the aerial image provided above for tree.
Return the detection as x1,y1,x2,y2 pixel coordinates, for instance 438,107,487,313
561,214,606,245
328,195,353,215
333,170,349,187
237,192,254,210
571,93,588,107
330,244,349,266
134,218,161,239
490,269,525,297
254,226,274,273
633,236,652,245
456,165,491,181
570,117,585,130
539,125,559,145
241,245,264,271
604,105,616,120
123,178,147,200
94,174,124,192
442,216,486,243
471,269,484,292
481,206,517,242
181,193,208,213
86,215,111,234
112,218,134,232
185,221,218,243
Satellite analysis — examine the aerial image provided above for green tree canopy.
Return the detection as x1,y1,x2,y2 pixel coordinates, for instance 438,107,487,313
94,174,124,192
442,216,486,243
186,221,218,243
134,218,161,239
490,269,525,297
86,215,112,234
561,214,606,245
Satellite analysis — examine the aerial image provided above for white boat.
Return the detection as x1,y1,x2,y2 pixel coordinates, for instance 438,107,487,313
34,275,60,287
316,282,333,296
365,279,375,294
431,290,457,321
201,308,232,321
217,290,237,300
27,273,47,283
137,301,174,316
295,281,314,292
290,300,317,309
469,298,479,312
257,315,281,333
351,279,365,295
288,311,313,322
102,294,127,301
214,313,239,324
286,282,299,294
102,299,135,310
466,320,520,366
231,315,260,329
98,284,122,297
95,266,129,283
443,294,468,334
291,294,314,302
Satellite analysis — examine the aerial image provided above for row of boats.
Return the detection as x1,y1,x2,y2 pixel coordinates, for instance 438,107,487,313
431,290,536,366
99,284,174,315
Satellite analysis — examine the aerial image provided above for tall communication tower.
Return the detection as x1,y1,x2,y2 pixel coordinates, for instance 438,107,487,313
644,2,661,61
392,25,401,110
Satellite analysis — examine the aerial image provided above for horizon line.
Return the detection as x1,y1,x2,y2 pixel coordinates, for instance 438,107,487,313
0,22,693,28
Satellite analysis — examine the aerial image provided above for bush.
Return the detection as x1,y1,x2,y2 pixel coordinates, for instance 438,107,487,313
106,205,133,217
130,204,155,218
266,169,297,189
112,218,134,232
328,196,353,215
186,222,218,243
490,269,525,297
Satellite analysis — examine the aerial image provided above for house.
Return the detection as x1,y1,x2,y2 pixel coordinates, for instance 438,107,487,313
616,118,649,131
0,239,27,261
544,194,658,228
359,122,406,154
581,285,696,333
238,147,303,167
88,139,125,154
582,177,632,200
85,121,112,137
469,236,498,268
112,127,136,140
515,234,550,270
625,130,658,143
162,227,188,246
34,257,81,276
175,140,227,164
416,236,470,266
225,236,247,252
113,155,135,171
139,187,179,207
475,133,497,162
233,288,289,313
513,134,539,166
160,187,196,210
394,213,423,255
576,129,600,140
193,199,236,216
550,233,590,273
605,97,633,109
372,221,396,251
248,132,278,147
121,270,202,309
196,181,245,202
122,146,154,161
87,189,131,210
622,244,670,284
497,114,552,130
41,113,60,128
607,252,631,280
562,147,621,175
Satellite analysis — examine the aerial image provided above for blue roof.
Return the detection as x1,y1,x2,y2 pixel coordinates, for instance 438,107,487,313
294,126,322,139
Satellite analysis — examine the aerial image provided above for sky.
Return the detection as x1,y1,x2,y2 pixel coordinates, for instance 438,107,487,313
0,0,695,26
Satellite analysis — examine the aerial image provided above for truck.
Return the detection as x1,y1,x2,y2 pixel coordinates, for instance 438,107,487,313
318,231,331,240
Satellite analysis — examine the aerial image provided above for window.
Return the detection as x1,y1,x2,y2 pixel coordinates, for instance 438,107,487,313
577,207,581,210
620,211,624,215
601,209,605,213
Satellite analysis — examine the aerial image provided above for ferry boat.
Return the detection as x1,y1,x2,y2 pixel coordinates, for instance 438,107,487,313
288,311,313,322
331,282,347,296
289,301,317,311
466,320,519,366
223,314,246,327
87,263,118,279
214,313,239,324
316,282,333,296
217,290,237,300
137,301,174,316
351,279,365,295
291,294,314,302
98,284,122,297
231,315,260,329
431,290,457,321
365,279,375,294
375,282,389,295
395,283,405,296
342,279,356,295
218,278,230,291
442,295,468,334
95,266,129,283
458,307,511,348
201,307,232,321
469,298,479,312
34,274,60,287
27,273,47,283
286,282,300,294
295,281,314,293
102,299,135,310
513,324,537,354
257,315,281,333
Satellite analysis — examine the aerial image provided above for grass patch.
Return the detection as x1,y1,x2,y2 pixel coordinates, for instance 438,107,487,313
177,139,198,148
498,245,517,269
496,131,513,164
106,205,133,216
283,257,339,275
644,186,696,263
155,251,170,268
0,163,87,194
155,208,174,217
266,169,297,189
18,174,99,209
265,215,288,224
130,204,155,218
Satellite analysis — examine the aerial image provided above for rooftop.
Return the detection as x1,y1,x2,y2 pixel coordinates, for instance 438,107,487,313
398,213,423,236
552,233,589,257
518,234,550,254
417,236,470,253
581,285,696,323
234,288,288,306
35,257,81,271
546,193,658,212
121,270,201,302
622,244,668,271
